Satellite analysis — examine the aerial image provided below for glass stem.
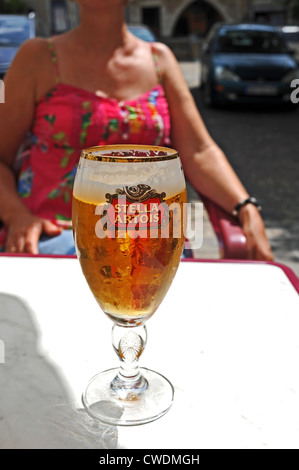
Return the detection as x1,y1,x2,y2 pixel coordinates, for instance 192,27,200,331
110,324,148,398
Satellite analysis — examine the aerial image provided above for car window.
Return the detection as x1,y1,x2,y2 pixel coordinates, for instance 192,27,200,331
216,29,288,54
0,17,30,46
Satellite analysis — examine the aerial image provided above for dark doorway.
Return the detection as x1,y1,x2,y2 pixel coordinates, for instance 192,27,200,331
51,0,69,35
173,0,222,38
142,7,160,38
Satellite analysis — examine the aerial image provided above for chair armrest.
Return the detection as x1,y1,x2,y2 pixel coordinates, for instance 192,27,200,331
200,194,247,259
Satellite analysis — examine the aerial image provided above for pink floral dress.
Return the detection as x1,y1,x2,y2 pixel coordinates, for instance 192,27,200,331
13,41,171,234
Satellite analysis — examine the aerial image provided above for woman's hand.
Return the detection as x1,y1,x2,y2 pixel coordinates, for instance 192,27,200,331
5,212,62,255
238,204,274,261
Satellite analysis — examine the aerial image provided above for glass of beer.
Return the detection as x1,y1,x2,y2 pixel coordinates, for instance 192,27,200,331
72,144,187,426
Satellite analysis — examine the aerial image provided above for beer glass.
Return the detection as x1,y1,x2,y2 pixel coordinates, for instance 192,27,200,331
72,144,187,425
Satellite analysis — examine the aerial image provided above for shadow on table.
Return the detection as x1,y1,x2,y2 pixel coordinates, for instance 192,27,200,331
0,293,118,449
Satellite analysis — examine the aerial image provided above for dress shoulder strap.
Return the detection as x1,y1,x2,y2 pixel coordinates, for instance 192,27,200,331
47,38,61,84
150,42,163,85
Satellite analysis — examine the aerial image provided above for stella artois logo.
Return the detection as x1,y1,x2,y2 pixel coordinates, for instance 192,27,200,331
99,184,169,236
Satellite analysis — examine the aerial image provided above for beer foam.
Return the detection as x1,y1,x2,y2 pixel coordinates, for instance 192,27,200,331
73,157,186,204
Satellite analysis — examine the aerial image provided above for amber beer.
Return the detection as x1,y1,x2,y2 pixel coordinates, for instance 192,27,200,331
72,145,186,326
73,189,186,325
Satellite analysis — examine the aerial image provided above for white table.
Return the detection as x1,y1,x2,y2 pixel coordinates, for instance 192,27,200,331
0,255,298,449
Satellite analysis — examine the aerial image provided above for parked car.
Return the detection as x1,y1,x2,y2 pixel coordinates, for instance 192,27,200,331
200,23,299,106
0,13,36,79
279,25,299,63
127,24,156,42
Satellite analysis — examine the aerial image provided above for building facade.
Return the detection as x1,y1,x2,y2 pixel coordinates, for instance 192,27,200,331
22,0,249,37
21,0,293,58
21,1,293,38
127,0,248,38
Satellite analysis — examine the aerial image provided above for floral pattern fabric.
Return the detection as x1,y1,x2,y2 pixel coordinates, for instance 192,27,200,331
15,41,171,230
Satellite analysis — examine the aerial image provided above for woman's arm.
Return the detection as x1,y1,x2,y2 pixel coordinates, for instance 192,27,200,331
0,39,61,253
155,43,273,261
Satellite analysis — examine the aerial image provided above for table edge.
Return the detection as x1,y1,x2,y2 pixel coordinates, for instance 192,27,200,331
0,253,298,294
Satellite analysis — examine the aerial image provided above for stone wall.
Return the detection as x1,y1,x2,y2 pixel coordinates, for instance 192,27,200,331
128,0,248,38
22,0,248,44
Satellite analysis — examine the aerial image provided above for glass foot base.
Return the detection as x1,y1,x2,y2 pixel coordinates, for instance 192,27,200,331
82,367,174,426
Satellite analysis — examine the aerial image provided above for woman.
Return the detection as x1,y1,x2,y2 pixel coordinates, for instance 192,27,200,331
0,0,273,260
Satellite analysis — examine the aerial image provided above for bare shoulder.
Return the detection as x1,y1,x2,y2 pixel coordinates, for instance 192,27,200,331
132,39,177,67
5,37,51,85
151,41,178,67
151,42,190,99
2,37,50,107
9,37,49,70
18,36,49,52
151,42,186,83
5,37,56,103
